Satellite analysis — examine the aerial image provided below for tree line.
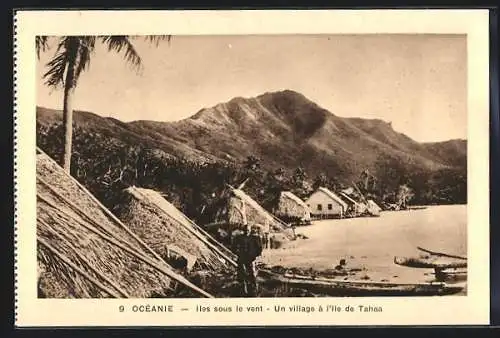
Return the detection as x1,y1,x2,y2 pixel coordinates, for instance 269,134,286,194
37,121,466,226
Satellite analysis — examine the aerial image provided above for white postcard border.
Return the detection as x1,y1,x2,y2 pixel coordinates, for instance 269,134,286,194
14,9,490,326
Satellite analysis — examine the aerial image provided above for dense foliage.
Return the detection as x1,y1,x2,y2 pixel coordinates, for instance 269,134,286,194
37,122,466,225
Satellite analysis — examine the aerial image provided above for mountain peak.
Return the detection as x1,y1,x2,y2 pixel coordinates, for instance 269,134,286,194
188,90,334,142
227,96,250,105
256,89,313,104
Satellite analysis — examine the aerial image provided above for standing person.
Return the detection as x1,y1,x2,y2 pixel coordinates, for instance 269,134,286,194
262,218,271,249
232,224,263,297
217,227,229,246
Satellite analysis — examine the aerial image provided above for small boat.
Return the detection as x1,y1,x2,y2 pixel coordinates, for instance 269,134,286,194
432,268,467,283
394,246,467,269
394,247,467,283
407,206,428,210
394,256,467,269
416,247,467,261
256,269,464,296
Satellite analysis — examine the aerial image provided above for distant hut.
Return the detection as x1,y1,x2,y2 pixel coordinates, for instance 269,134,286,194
36,149,211,298
275,191,311,225
341,187,355,195
339,192,367,216
367,199,382,216
305,187,348,219
114,186,237,274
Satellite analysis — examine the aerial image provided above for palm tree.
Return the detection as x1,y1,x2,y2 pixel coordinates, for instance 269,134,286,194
396,184,414,209
35,36,49,59
39,35,170,173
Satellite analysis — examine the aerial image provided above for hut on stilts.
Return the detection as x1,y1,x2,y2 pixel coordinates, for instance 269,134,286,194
274,191,312,225
36,149,212,299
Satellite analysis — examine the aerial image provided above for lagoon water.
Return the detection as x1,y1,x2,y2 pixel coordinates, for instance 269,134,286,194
261,205,467,285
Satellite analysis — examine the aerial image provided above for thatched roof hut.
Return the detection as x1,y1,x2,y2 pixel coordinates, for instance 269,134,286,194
213,187,295,239
367,199,382,216
275,191,311,223
339,192,367,215
114,186,237,273
36,150,212,298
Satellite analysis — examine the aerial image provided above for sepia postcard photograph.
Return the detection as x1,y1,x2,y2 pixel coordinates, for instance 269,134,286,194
15,9,490,326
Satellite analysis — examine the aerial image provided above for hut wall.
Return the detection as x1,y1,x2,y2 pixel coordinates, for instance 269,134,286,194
306,190,345,217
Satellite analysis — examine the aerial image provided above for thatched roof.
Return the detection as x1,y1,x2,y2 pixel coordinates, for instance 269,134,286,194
341,187,355,195
214,187,294,239
367,199,382,212
114,186,237,272
36,149,212,298
276,191,311,220
281,191,308,207
339,191,361,206
339,192,368,214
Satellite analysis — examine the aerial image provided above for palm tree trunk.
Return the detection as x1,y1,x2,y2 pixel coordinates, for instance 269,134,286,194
62,59,76,173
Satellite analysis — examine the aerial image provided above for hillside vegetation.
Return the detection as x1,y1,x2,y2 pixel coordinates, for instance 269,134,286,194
37,90,467,222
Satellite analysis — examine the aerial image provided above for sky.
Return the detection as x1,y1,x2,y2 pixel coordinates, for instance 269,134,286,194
37,34,467,142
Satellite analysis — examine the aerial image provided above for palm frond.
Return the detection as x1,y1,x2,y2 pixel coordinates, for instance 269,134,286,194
100,36,142,71
43,51,68,87
143,35,172,47
43,37,80,88
74,37,96,83
36,36,49,59
42,34,170,89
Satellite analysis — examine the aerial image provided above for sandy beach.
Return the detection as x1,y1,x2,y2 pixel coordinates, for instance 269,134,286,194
260,205,467,285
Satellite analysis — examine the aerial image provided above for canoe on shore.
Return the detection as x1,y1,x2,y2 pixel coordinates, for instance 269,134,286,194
394,246,467,270
407,206,428,210
432,268,467,283
416,246,467,261
394,256,467,269
256,269,464,296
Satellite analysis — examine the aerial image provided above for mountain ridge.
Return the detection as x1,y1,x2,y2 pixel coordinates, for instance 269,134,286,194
36,89,466,185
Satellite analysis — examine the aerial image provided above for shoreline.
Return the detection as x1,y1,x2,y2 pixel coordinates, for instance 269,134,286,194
259,205,467,292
